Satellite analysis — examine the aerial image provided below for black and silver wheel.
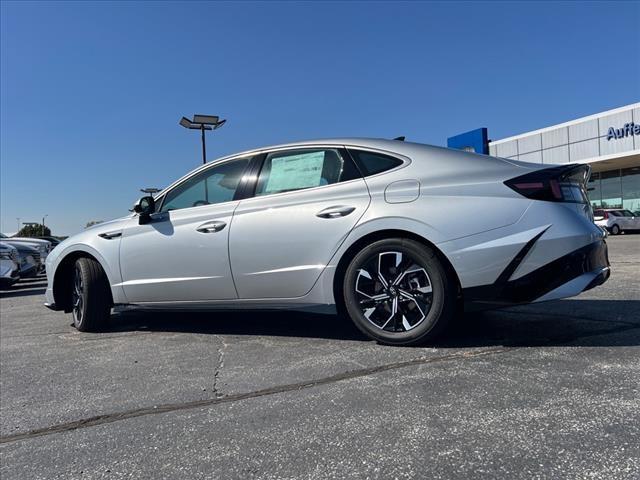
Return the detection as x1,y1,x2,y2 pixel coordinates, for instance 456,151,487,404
71,257,111,332
611,224,621,235
343,238,456,346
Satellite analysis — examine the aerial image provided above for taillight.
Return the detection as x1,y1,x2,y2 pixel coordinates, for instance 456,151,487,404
505,164,591,203
603,211,609,219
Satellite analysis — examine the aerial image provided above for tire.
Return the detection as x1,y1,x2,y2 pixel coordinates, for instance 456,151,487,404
611,224,621,235
71,257,111,332
342,238,456,346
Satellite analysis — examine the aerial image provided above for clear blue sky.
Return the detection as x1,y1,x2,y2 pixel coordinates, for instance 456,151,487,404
1,1,639,235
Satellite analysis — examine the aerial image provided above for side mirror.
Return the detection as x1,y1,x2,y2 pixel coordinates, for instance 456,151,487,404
133,196,156,225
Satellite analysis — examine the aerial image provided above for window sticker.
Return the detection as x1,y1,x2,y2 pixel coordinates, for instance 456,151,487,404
264,151,325,193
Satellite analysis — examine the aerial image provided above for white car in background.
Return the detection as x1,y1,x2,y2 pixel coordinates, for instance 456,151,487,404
0,242,20,288
0,233,50,271
593,209,640,235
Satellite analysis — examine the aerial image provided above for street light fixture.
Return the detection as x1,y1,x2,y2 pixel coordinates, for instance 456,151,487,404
140,188,161,195
42,215,48,236
179,114,226,164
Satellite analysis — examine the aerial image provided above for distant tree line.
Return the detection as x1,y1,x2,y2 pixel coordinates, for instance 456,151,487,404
16,224,51,237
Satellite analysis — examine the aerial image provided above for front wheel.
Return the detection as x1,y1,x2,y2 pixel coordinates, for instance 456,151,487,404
342,238,456,346
72,257,111,332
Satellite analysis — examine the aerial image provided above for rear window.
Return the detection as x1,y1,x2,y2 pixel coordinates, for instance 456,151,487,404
347,149,403,176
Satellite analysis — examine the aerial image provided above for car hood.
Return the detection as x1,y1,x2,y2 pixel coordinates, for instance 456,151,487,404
3,237,51,247
0,242,18,253
4,241,39,253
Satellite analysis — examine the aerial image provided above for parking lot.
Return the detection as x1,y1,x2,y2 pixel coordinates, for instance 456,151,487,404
0,235,638,479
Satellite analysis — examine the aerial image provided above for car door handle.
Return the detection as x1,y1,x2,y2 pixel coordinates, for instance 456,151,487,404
316,206,356,219
196,221,227,233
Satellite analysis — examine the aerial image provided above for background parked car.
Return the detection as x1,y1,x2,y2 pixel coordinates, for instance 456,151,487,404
593,209,640,235
0,233,50,270
35,236,62,247
0,242,20,288
8,243,40,278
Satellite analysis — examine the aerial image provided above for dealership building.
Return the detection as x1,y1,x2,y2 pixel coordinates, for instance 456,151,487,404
448,102,640,213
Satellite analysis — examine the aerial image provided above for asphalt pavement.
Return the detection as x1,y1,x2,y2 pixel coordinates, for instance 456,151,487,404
1,235,639,479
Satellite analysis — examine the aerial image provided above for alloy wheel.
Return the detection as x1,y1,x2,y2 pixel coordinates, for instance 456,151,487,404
354,251,433,332
72,265,84,325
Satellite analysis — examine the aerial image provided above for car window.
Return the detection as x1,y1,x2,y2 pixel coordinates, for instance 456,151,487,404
621,210,635,216
609,211,622,217
160,157,250,212
347,149,403,176
254,148,360,197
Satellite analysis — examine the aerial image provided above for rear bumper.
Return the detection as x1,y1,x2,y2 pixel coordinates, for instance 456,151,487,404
464,239,610,310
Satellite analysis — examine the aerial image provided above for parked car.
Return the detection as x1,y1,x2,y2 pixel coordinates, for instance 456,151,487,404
11,243,40,278
44,138,609,346
36,236,62,247
0,242,20,288
0,233,50,271
593,209,640,235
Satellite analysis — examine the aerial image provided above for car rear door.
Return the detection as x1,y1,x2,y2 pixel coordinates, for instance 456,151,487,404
228,147,370,299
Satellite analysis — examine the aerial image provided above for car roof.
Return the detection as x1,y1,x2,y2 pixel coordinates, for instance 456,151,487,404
153,137,540,200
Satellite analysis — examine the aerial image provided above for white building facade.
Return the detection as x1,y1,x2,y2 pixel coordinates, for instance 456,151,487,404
487,103,640,212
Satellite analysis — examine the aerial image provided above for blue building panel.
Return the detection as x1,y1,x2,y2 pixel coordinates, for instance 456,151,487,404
447,128,489,155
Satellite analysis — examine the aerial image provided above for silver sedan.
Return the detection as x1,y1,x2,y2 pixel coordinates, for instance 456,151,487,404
45,138,609,346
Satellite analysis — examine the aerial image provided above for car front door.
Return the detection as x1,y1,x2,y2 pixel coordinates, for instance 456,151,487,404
119,156,252,303
229,147,371,299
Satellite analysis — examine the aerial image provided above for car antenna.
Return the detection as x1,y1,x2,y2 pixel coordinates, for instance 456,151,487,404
393,136,405,141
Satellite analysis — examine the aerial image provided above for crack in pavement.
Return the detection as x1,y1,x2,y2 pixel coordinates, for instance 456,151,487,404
212,336,228,398
1,320,638,446
0,347,512,445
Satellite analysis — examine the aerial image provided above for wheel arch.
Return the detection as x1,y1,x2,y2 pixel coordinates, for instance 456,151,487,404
53,250,114,312
332,229,462,315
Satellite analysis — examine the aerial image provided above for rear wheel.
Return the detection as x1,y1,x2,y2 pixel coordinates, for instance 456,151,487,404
342,238,456,346
611,224,621,235
71,257,111,332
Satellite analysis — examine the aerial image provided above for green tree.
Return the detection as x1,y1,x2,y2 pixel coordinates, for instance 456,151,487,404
16,224,51,237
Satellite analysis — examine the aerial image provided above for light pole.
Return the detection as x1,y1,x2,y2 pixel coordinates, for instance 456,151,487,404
42,215,48,236
16,218,20,233
179,114,226,164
